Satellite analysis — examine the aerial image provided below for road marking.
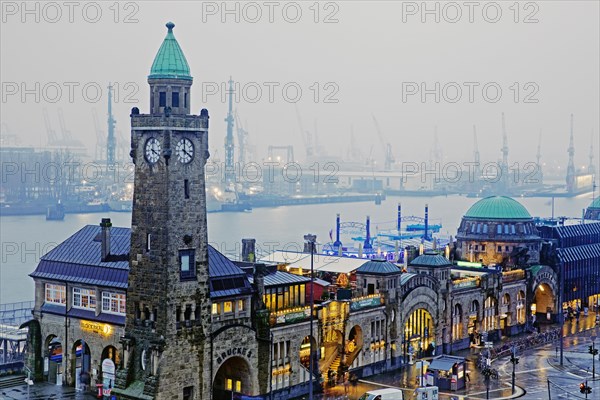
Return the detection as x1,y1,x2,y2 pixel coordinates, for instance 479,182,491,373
514,366,552,375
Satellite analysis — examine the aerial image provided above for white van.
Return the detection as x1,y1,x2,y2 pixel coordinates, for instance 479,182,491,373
359,388,404,400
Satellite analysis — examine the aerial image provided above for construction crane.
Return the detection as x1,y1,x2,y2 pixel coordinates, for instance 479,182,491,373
92,109,106,161
588,129,596,176
473,125,481,179
372,114,394,170
234,109,248,166
224,77,235,188
43,108,58,146
566,114,576,193
295,104,313,159
536,130,543,182
107,84,117,168
267,145,294,163
58,108,73,143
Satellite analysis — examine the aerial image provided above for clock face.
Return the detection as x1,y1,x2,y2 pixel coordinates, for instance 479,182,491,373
175,138,194,164
144,138,161,164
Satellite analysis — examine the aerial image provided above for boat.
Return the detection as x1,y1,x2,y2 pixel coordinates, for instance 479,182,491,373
46,202,65,221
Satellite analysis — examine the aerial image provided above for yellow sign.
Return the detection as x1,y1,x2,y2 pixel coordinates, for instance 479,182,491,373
80,320,112,336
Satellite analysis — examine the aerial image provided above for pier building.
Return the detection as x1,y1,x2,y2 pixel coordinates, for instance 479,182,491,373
20,22,598,400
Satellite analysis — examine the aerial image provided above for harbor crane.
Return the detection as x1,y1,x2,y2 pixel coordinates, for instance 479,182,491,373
295,104,314,159
58,108,73,143
106,84,117,168
372,114,395,170
473,125,481,179
234,109,248,166
267,145,294,163
43,108,58,146
224,78,235,188
92,109,106,161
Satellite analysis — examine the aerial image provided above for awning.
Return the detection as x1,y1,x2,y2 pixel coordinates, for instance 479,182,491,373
428,358,459,371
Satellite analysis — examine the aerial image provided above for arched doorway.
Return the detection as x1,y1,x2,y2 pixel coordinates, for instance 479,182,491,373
45,335,62,385
403,308,435,359
483,296,497,333
532,283,555,321
452,304,463,343
500,293,511,332
299,335,318,370
213,356,252,399
346,326,363,367
70,339,91,390
100,346,119,395
517,291,526,324
468,300,480,344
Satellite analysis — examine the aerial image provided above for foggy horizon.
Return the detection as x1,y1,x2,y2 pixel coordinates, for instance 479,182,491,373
1,1,599,169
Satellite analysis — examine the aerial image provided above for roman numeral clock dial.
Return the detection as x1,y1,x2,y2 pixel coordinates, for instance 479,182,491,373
176,138,194,164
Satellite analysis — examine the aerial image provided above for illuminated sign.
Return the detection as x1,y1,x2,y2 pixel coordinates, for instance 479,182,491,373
80,320,112,336
456,261,483,268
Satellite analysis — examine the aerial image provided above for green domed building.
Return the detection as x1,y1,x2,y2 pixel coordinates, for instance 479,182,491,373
456,196,541,268
584,197,600,220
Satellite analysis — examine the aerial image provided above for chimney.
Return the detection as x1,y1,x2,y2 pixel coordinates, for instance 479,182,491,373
100,218,112,261
242,238,256,262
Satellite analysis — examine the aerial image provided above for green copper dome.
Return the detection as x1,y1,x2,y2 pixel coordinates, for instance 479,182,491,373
149,22,192,81
464,196,532,220
589,197,600,209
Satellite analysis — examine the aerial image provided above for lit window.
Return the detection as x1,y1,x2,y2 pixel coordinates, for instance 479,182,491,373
212,303,219,315
73,287,96,309
45,284,66,305
226,379,233,391
224,301,233,313
238,299,245,312
235,380,241,392
102,292,126,314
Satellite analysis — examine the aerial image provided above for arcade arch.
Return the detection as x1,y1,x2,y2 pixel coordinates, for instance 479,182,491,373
533,283,555,317
70,339,91,390
213,356,253,399
452,304,463,342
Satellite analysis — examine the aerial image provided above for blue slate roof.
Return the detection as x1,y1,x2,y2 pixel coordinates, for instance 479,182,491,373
31,225,251,296
356,260,402,275
41,225,130,268
410,252,452,267
248,271,311,287
557,243,600,263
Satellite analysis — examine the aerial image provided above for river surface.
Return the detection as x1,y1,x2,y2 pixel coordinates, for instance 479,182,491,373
0,194,594,303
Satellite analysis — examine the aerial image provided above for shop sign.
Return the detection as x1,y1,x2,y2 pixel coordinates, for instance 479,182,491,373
350,296,381,311
80,320,112,336
215,347,253,365
276,308,310,325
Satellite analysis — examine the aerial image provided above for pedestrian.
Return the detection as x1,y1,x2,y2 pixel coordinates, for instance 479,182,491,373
465,370,471,382
343,373,350,394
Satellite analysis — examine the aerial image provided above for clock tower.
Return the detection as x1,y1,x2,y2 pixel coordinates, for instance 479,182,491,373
113,22,212,400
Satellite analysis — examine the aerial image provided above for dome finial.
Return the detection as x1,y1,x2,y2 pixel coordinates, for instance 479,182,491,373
166,21,175,32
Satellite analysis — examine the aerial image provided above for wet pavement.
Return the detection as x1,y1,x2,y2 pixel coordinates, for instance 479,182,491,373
2,314,598,399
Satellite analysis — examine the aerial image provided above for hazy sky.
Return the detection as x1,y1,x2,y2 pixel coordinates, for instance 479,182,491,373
1,1,599,170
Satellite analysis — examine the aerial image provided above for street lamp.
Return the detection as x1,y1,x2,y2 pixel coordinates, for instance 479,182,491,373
304,233,317,400
509,346,519,394
589,335,598,379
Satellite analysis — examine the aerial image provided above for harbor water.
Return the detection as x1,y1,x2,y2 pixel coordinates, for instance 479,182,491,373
0,194,594,303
